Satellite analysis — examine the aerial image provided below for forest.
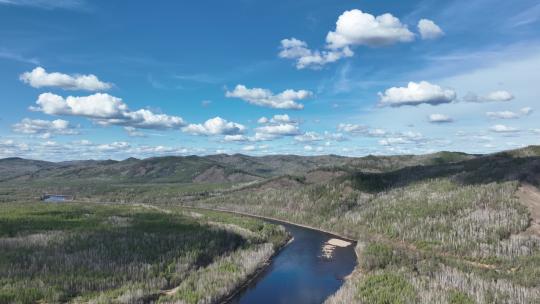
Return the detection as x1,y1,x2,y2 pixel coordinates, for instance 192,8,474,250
0,203,288,303
1,145,539,303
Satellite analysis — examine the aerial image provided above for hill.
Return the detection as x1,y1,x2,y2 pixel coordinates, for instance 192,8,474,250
1,146,540,303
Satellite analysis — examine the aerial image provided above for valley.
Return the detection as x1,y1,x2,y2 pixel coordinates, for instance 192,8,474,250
1,146,540,303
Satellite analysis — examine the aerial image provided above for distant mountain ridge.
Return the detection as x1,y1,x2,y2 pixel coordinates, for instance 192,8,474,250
1,146,537,185
0,150,477,183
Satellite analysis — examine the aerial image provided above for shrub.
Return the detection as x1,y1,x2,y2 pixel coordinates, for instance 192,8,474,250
357,272,416,304
448,290,475,304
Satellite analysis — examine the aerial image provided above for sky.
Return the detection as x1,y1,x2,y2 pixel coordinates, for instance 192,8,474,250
0,0,539,160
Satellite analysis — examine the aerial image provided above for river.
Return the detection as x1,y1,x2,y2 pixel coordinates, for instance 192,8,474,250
228,220,357,304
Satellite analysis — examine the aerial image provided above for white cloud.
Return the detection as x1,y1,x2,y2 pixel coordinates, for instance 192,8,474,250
463,90,515,102
367,129,387,137
520,107,533,115
428,113,453,123
226,84,312,110
294,131,324,142
337,124,389,137
337,123,367,133
0,49,40,65
279,10,439,68
20,67,112,91
12,118,78,138
182,117,246,136
486,107,532,119
378,81,457,107
96,141,130,152
278,38,353,69
418,19,444,40
73,139,92,146
242,145,256,151
124,126,146,137
486,111,520,119
133,145,188,156
295,131,347,142
257,117,269,124
250,132,279,142
270,114,293,123
489,124,520,133
325,132,347,141
224,134,249,142
255,123,301,136
0,138,193,160
326,10,415,49
485,90,515,102
378,131,425,146
0,139,30,156
31,92,185,130
379,137,409,146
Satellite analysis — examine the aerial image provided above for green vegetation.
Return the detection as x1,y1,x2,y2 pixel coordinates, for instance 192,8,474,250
1,145,540,303
448,290,475,304
357,272,416,304
0,203,288,303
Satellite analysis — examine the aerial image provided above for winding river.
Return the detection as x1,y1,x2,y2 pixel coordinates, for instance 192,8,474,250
228,220,357,304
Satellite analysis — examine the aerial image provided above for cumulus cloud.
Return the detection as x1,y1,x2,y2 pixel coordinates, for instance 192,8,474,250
270,114,293,123
428,113,453,123
294,131,324,142
256,114,297,127
463,90,514,102
257,117,269,124
182,117,246,136
278,38,353,69
226,84,312,110
247,115,302,141
489,124,520,133
326,10,415,49
278,10,440,68
337,124,388,137
378,81,457,107
255,123,301,136
20,67,112,91
96,141,130,152
12,118,78,138
294,131,346,143
30,92,185,130
418,19,444,40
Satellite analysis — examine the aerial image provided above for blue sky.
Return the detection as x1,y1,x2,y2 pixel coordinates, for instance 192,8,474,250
1,0,539,160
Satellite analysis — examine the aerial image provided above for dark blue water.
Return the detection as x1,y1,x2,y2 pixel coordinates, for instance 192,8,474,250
229,220,357,304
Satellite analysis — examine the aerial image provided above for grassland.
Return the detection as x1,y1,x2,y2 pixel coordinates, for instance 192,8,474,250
0,203,288,304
